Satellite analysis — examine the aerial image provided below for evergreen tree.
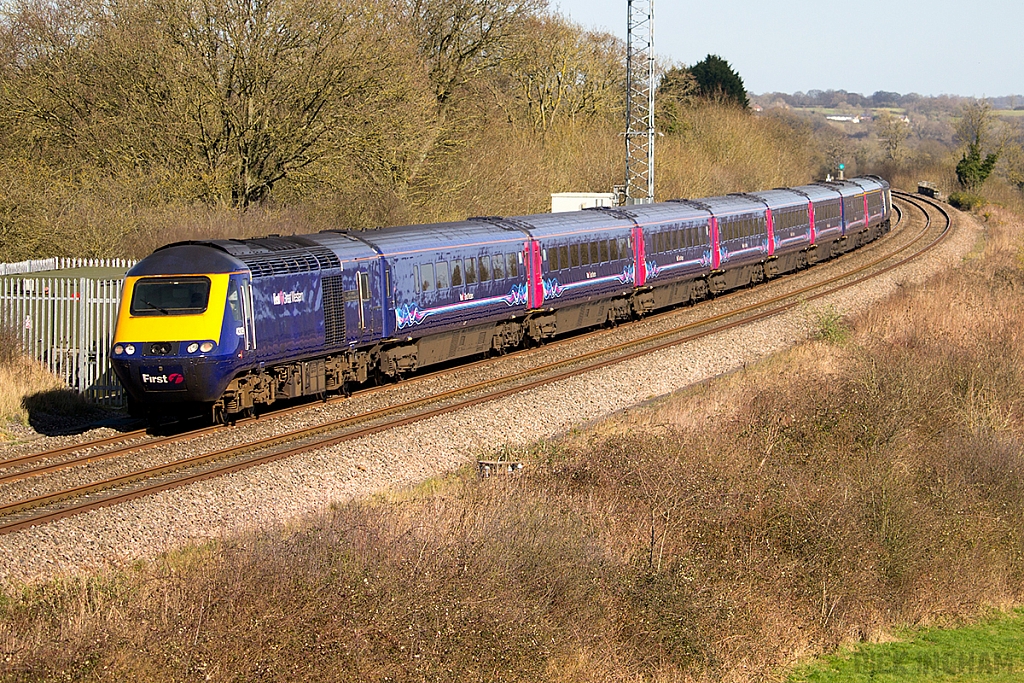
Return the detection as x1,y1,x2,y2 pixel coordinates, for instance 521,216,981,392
956,143,999,191
689,54,748,109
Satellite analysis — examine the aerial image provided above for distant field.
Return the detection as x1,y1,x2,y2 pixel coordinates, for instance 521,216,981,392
995,109,1024,117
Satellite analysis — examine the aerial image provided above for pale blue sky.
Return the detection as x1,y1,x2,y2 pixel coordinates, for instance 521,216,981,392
551,0,1023,97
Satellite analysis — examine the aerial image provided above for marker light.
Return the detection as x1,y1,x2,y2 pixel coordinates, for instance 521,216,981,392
199,342,215,353
125,344,136,355
113,344,124,355
187,343,200,354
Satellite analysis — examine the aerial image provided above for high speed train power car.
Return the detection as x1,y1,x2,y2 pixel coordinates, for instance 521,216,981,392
110,176,891,422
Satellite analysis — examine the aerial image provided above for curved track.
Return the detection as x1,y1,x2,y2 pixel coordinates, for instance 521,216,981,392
0,192,950,534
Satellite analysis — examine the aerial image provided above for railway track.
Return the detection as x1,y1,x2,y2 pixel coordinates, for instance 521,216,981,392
0,192,950,534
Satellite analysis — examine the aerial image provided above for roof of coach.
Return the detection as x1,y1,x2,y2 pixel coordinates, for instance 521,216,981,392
296,232,383,263
789,184,844,202
128,243,247,277
346,220,527,257
846,176,887,193
748,188,811,209
815,180,865,198
680,193,768,217
615,201,711,227
506,207,634,239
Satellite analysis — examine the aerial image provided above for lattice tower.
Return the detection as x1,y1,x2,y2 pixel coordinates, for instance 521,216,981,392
625,0,654,204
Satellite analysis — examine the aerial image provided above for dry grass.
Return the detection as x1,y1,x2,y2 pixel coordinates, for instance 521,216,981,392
2,212,1023,681
0,357,92,439
0,326,93,437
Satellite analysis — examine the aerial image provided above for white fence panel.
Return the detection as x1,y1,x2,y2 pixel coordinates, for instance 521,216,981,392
1,266,135,406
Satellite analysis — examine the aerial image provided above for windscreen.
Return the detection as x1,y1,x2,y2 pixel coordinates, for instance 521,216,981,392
130,277,211,316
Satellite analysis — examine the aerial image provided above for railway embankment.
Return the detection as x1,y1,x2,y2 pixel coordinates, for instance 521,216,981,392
4,201,1021,681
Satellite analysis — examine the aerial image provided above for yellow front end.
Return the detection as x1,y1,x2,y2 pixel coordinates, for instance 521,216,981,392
114,274,231,344
111,273,243,408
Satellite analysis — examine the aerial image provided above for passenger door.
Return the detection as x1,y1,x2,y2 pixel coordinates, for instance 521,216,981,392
238,276,257,355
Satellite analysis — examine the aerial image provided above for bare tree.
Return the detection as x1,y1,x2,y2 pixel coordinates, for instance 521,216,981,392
492,16,622,131
409,0,544,107
158,0,398,206
874,110,909,164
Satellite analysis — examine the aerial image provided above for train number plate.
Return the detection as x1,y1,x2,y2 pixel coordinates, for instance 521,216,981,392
140,365,187,391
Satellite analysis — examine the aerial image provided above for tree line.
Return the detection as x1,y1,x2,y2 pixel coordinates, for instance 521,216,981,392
0,0,813,261
0,0,630,209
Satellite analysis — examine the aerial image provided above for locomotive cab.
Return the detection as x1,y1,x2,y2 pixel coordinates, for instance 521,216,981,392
111,245,254,418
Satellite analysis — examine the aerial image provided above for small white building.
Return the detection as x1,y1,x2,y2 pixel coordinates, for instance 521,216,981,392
550,192,617,213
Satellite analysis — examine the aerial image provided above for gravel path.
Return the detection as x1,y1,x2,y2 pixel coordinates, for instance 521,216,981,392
0,201,980,585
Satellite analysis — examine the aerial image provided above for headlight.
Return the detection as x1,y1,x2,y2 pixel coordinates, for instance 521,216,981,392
187,342,199,354
113,344,124,355
125,344,136,355
199,341,215,353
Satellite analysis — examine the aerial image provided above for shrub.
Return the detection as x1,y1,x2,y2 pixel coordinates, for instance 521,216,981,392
949,191,987,211
811,304,850,344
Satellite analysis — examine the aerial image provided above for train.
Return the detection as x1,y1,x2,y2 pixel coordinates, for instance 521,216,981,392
110,176,892,423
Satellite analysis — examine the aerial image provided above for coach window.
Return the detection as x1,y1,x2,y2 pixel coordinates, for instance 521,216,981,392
507,253,519,278
451,259,464,287
558,245,569,270
569,243,579,268
609,239,619,261
478,256,489,282
420,263,434,292
491,255,503,280
437,261,450,290
465,257,477,285
596,239,607,263
619,237,628,258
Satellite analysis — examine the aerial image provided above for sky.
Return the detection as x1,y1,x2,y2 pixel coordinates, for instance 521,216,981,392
550,0,1024,97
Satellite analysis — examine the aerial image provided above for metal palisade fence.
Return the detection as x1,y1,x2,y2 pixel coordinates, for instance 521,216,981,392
1,258,136,405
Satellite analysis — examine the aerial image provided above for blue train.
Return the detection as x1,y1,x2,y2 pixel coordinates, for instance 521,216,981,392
110,176,892,422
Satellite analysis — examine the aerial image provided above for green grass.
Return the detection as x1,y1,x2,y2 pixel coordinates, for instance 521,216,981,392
811,304,850,344
789,610,1024,682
